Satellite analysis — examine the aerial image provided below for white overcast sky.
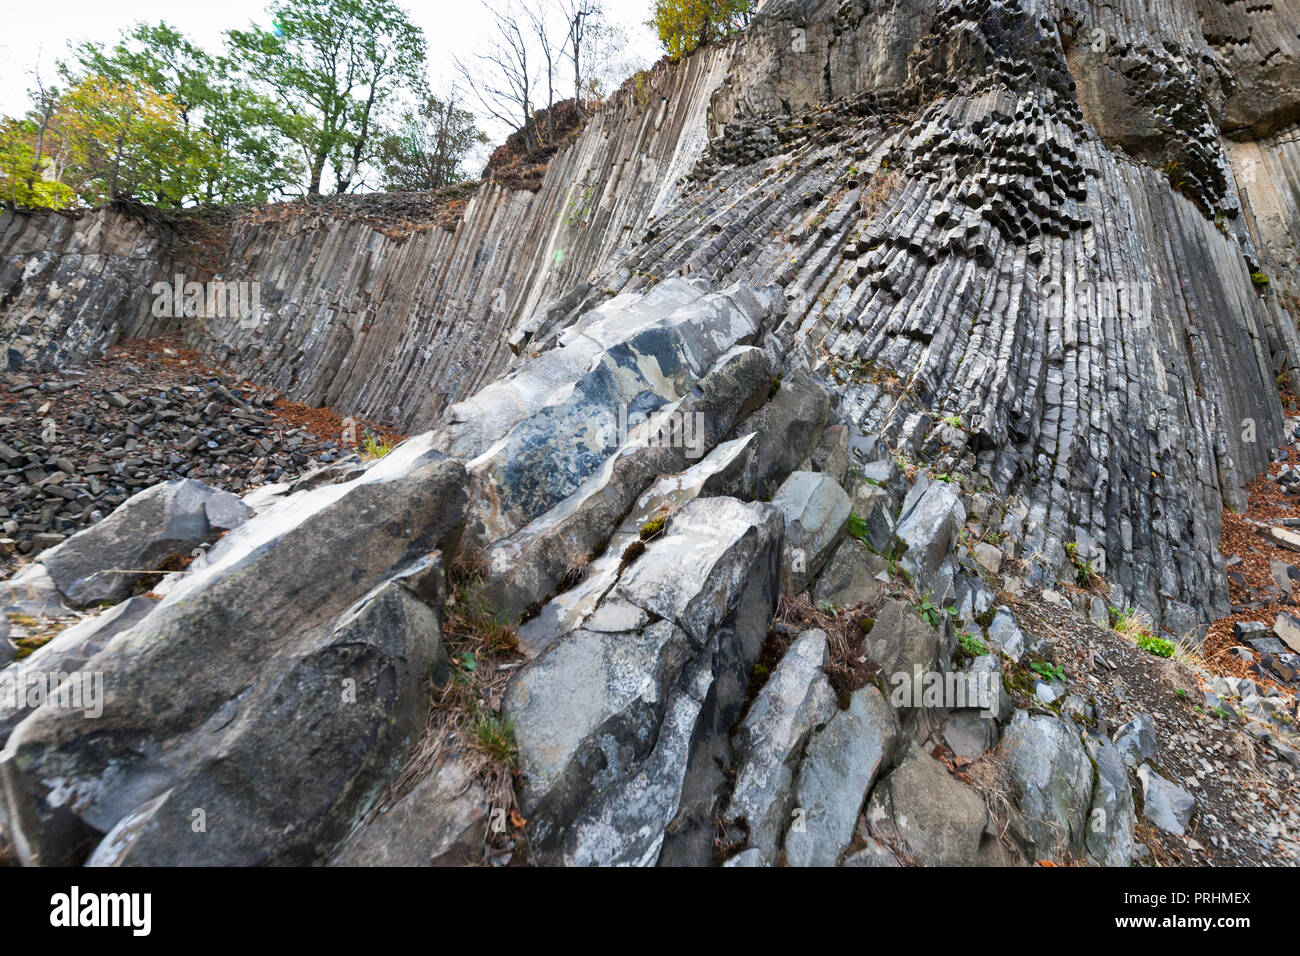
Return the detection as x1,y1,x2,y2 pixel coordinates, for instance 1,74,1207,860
0,0,663,143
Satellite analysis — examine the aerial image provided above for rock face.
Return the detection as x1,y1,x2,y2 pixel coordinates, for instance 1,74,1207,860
783,685,898,867
865,744,995,867
728,629,837,863
0,209,175,372
38,479,252,606
1000,711,1095,861
505,494,782,865
1,450,465,865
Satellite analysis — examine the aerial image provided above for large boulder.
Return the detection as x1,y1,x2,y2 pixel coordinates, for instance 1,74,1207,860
0,595,156,746
480,346,775,626
504,496,783,865
1000,711,1095,861
771,471,852,592
0,453,466,866
329,752,488,867
710,369,830,501
812,538,885,607
505,617,691,847
783,684,898,867
1084,733,1135,867
37,479,254,607
447,285,781,545
728,629,837,863
863,598,942,685
864,744,996,866
896,476,966,594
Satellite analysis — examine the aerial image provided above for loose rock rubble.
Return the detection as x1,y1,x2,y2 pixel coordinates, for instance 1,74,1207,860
0,339,387,570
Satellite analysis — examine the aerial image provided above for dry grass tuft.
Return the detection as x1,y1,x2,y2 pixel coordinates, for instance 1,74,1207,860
772,591,885,703
378,549,526,858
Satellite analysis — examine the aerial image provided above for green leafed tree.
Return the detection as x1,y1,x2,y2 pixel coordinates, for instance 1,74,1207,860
651,0,755,60
227,0,428,195
62,21,302,204
378,91,488,192
0,118,77,208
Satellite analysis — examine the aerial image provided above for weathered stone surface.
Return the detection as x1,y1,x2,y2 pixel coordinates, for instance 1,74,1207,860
810,424,849,484
38,479,252,607
446,284,781,546
713,369,830,501
505,619,691,846
1000,711,1094,861
1084,733,1135,867
1136,764,1196,837
783,684,898,867
771,471,851,593
329,753,488,867
987,608,1026,663
728,629,837,863
1114,713,1158,768
506,495,782,865
863,598,941,685
1,453,465,866
1273,612,1300,654
0,596,155,745
812,538,885,608
896,477,966,595
865,744,993,867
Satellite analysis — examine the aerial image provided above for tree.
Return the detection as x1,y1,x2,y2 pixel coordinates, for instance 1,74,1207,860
651,0,755,60
227,0,428,194
0,119,76,208
55,75,197,204
63,21,300,204
562,0,631,111
454,1,544,153
378,91,488,191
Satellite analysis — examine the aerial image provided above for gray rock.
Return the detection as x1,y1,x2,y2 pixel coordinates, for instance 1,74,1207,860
84,561,450,866
1089,596,1109,628
812,538,885,607
37,479,250,607
864,598,941,687
505,619,691,847
0,564,69,617
784,684,898,867
1000,711,1094,861
987,607,1025,662
1273,611,1300,654
329,753,488,867
865,744,993,866
722,847,765,867
810,424,849,484
515,496,782,865
1136,764,1196,836
973,541,1003,574
841,832,902,867
718,369,830,501
1,454,466,866
728,629,837,862
771,471,851,593
0,595,156,745
896,478,966,591
1113,713,1157,768
1084,733,1135,867
849,481,898,555
943,710,998,760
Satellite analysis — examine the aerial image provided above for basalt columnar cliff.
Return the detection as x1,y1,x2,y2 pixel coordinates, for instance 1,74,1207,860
1,0,1299,867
